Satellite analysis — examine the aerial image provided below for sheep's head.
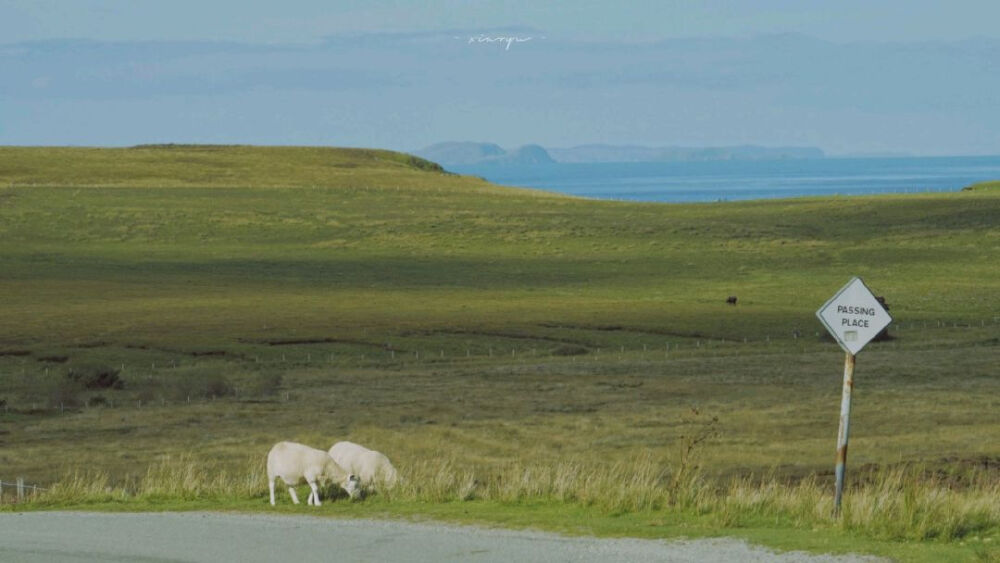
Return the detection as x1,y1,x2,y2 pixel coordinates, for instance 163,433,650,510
343,474,361,499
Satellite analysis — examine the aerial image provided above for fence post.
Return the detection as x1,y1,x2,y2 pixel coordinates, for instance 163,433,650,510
17,477,24,500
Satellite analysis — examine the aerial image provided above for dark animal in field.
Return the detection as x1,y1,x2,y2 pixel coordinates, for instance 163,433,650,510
726,296,738,305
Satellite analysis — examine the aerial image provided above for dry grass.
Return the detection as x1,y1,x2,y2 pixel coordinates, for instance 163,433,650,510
19,453,998,544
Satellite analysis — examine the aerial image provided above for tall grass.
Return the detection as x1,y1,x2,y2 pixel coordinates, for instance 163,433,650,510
382,453,694,512
21,456,998,544
717,468,1000,541
31,455,265,505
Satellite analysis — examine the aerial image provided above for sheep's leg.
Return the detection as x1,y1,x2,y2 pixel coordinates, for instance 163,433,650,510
287,486,300,504
309,481,322,507
269,477,276,506
305,479,315,505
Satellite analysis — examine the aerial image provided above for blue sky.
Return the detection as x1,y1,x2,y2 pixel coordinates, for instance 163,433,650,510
5,1,1000,44
2,1,1000,155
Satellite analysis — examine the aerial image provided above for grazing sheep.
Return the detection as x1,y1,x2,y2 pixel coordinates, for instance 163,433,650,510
266,441,360,506
328,441,399,491
726,296,738,305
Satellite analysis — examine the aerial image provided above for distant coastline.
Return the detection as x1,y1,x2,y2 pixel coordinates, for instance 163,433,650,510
413,141,825,168
446,154,1000,203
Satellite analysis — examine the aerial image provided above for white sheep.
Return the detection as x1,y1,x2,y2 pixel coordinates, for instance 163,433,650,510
266,441,360,506
328,441,399,492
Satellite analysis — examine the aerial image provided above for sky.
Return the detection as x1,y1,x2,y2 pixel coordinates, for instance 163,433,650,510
5,0,1000,44
2,1,1000,155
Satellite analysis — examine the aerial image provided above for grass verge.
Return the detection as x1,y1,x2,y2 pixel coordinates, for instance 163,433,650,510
6,456,998,562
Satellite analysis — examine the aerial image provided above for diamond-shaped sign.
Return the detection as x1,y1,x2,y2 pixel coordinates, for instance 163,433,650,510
816,277,892,355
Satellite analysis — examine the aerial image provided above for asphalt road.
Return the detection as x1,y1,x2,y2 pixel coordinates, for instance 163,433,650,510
0,512,883,562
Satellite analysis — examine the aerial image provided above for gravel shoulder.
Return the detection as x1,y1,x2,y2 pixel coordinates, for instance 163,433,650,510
0,511,885,562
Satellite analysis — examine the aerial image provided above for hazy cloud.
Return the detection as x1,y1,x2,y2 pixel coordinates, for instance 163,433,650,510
2,33,1000,154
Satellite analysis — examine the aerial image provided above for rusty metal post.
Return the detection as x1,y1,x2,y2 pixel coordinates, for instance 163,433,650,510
833,352,856,515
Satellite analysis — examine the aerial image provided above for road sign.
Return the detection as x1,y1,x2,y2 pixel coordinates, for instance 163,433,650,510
816,277,893,515
816,277,892,356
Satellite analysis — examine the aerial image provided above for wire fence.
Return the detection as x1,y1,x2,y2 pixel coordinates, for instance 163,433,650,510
0,318,995,414
0,478,47,502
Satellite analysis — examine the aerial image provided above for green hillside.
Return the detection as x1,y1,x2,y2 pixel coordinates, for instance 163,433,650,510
0,146,996,348
1,146,998,560
0,144,494,190
963,179,1000,192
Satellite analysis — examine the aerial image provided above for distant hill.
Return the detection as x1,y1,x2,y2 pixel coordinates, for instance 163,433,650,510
416,142,823,166
0,145,520,193
544,144,663,163
504,144,555,165
548,144,825,163
413,142,555,168
836,151,913,158
413,142,507,166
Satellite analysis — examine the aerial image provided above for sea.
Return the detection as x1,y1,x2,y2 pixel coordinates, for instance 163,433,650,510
450,156,1000,203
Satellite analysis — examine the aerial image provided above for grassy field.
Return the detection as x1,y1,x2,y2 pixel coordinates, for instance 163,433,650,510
1,146,998,561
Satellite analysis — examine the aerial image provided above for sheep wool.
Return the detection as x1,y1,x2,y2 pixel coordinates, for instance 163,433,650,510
328,441,399,491
266,441,360,506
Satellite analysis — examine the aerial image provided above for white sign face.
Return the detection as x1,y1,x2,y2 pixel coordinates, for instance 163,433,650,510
816,277,892,356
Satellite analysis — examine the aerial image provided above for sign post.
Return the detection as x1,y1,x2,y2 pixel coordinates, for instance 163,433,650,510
833,352,855,514
816,277,892,515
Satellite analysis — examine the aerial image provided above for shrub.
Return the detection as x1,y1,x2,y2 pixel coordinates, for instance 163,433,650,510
552,345,589,356
202,374,233,398
87,395,108,407
168,367,235,400
38,355,69,363
66,363,124,390
247,372,283,398
46,378,84,408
